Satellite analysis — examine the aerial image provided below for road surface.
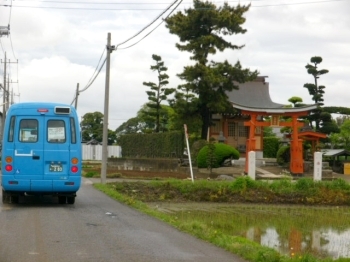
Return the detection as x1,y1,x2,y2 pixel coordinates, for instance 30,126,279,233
0,177,247,262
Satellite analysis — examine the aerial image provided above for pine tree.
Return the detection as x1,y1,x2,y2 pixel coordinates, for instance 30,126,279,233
143,54,175,133
303,56,329,131
165,0,258,139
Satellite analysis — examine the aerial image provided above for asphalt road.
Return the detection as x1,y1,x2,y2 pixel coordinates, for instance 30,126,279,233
0,178,247,262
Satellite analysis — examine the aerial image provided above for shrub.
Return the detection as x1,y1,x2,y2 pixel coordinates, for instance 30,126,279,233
276,145,290,165
263,137,279,158
190,139,208,164
85,171,98,178
229,176,258,192
295,178,317,192
197,143,240,168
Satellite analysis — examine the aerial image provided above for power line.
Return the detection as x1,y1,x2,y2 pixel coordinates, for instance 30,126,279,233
80,48,106,92
70,1,181,105
116,0,181,48
118,0,183,50
0,39,4,55
8,0,17,60
1,0,346,10
5,0,349,4
9,34,17,61
80,58,106,93
8,0,13,25
70,49,106,105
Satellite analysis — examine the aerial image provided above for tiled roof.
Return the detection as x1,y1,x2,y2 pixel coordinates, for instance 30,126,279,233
226,77,285,109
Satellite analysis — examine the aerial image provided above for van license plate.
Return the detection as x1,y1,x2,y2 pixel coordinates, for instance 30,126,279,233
50,164,63,172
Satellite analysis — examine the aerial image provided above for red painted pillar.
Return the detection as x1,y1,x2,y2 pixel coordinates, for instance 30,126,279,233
290,115,304,174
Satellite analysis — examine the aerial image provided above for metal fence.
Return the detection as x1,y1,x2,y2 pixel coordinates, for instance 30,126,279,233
82,145,122,160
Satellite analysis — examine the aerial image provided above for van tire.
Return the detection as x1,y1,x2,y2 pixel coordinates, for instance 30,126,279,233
11,195,19,204
58,196,66,204
2,189,8,204
67,197,75,204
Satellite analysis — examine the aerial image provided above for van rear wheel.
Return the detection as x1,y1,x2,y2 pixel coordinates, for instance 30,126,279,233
2,190,8,204
11,195,19,204
58,196,66,204
67,197,75,204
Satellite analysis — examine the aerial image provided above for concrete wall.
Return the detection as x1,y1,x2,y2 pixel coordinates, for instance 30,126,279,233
106,158,195,175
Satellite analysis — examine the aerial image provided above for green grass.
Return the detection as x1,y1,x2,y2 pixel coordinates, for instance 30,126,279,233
94,180,350,262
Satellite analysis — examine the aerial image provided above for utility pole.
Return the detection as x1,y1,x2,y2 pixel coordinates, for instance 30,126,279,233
1,52,19,140
1,52,6,140
101,33,115,184
74,83,79,109
1,53,18,127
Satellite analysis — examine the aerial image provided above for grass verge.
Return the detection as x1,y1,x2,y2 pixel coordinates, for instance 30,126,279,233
94,181,350,262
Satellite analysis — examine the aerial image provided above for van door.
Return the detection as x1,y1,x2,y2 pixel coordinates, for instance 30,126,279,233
43,117,70,181
13,117,44,180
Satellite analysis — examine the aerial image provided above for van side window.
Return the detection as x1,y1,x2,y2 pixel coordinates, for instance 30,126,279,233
8,116,16,142
19,119,38,142
70,117,76,144
48,120,66,143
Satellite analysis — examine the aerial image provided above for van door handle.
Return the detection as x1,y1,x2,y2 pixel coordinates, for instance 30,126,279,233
32,155,40,160
15,150,33,156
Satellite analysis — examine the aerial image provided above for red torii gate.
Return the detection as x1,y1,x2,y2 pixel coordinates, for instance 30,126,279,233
231,103,317,175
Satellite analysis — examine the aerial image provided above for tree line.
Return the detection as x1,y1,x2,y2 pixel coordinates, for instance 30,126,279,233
81,0,350,150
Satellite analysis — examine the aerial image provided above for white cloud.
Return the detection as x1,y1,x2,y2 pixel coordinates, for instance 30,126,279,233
0,0,349,130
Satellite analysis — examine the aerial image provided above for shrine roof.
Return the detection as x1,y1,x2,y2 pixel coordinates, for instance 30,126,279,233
321,149,350,157
227,77,284,109
226,76,317,113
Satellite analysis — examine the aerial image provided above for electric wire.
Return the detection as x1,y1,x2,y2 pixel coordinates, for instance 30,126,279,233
9,35,17,61
70,0,180,105
0,39,4,55
116,0,180,48
70,58,106,105
70,48,106,105
0,0,346,9
8,0,13,25
80,48,106,93
8,0,17,60
118,0,183,50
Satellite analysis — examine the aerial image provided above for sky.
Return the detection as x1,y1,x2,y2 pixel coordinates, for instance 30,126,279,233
0,0,349,130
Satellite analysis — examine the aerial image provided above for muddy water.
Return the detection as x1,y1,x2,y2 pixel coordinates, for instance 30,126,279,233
147,202,350,259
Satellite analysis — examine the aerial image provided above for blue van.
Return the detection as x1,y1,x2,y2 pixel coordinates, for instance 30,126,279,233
1,102,82,204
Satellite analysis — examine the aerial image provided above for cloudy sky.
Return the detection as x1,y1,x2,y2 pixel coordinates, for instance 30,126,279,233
0,0,349,130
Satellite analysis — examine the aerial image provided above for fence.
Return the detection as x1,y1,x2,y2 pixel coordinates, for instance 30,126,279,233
82,145,122,160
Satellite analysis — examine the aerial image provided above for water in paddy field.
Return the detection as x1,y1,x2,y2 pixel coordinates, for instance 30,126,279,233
148,202,350,259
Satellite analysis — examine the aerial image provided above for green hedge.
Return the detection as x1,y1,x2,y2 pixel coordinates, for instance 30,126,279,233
197,143,240,168
118,131,184,158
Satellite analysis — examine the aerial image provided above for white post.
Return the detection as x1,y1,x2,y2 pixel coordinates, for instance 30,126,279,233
313,152,322,181
248,151,256,180
184,124,194,183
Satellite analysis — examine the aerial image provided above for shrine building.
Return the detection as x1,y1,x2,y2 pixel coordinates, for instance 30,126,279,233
209,76,321,174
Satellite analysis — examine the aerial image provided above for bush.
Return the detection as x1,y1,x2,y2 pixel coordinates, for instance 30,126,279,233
197,143,240,168
276,145,290,165
263,137,279,158
190,139,208,164
85,171,99,178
